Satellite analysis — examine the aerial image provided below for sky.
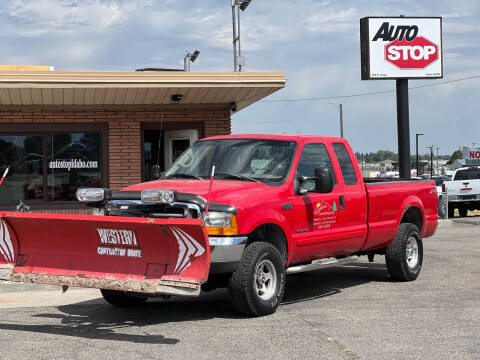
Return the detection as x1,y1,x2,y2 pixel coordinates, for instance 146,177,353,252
1,0,479,156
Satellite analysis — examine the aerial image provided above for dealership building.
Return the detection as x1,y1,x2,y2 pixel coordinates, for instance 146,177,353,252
0,69,284,212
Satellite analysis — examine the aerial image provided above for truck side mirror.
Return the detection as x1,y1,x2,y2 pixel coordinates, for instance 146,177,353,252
314,168,334,193
294,168,334,195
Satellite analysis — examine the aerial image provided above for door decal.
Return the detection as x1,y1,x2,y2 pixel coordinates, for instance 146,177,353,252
313,200,338,230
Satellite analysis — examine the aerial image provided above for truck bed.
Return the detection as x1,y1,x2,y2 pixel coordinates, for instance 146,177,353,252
363,179,438,251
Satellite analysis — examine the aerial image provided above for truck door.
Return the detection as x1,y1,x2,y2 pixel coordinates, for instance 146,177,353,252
292,143,348,261
331,142,368,253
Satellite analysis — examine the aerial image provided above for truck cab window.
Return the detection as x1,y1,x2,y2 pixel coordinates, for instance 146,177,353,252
296,143,336,191
454,168,480,180
333,143,357,185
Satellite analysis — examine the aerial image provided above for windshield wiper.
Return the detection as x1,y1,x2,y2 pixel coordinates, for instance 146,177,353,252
166,173,204,180
215,173,260,182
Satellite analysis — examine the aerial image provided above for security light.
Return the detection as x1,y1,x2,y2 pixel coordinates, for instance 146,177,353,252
183,50,201,71
239,0,252,11
171,94,183,103
190,50,200,62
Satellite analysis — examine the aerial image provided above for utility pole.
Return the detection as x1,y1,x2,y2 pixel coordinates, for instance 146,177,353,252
232,1,252,71
436,146,439,176
427,145,434,177
340,104,344,138
328,103,343,138
416,133,424,176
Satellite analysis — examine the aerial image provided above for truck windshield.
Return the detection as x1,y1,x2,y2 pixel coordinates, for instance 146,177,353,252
165,139,297,185
454,168,480,180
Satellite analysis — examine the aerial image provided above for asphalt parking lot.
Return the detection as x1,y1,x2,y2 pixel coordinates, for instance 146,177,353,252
0,220,478,360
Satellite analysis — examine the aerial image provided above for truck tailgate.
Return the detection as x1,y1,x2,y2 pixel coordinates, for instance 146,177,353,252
445,179,480,196
0,212,210,297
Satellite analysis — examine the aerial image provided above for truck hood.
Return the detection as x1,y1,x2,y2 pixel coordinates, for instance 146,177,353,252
123,179,278,208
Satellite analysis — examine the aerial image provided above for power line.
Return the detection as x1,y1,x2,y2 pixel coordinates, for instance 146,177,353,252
261,74,480,103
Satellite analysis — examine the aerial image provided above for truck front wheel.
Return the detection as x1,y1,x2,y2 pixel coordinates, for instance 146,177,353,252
385,223,423,281
100,289,147,307
228,242,285,316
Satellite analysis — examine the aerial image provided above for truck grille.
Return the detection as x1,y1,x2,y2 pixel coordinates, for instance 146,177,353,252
105,200,201,219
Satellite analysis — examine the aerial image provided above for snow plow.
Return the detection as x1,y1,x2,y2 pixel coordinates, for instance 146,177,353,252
0,212,210,297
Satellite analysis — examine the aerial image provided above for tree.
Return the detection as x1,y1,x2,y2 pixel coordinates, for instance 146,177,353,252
447,150,462,165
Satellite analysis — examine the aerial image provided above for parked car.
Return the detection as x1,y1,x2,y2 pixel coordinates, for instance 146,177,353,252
443,166,480,217
431,176,450,217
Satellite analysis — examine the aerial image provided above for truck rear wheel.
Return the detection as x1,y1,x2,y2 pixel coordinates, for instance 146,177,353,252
228,242,285,316
385,223,423,281
100,289,147,307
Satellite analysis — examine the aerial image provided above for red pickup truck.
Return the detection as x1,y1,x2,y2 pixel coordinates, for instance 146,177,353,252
0,135,437,316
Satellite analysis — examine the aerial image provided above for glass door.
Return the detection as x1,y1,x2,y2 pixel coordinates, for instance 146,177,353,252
163,129,199,169
143,130,163,181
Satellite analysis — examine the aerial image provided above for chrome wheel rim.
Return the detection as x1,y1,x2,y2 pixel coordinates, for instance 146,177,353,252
254,259,277,300
406,236,419,269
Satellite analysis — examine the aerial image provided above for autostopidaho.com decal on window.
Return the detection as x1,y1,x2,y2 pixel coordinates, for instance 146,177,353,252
49,159,99,171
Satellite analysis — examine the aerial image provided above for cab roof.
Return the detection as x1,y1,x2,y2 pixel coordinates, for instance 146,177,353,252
202,134,345,144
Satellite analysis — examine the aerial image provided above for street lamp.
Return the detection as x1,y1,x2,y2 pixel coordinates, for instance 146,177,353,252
183,50,200,71
416,133,424,176
232,0,253,71
327,103,343,138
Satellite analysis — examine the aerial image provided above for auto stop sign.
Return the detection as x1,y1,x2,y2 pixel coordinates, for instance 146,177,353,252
385,37,438,69
360,17,442,79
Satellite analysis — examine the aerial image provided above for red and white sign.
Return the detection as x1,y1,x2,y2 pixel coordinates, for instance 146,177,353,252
361,17,442,79
462,147,480,160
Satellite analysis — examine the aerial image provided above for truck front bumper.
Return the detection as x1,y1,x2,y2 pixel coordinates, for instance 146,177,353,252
209,236,247,273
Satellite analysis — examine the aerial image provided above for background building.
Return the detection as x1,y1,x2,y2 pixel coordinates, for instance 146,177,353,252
0,70,284,212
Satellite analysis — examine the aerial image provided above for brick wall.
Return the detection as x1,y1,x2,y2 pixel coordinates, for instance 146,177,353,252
0,106,231,191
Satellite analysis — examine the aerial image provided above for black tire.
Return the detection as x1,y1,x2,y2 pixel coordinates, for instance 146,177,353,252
228,242,285,316
100,289,147,307
448,206,455,218
458,206,468,217
385,223,423,282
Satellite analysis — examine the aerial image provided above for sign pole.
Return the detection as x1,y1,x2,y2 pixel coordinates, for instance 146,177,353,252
396,79,411,179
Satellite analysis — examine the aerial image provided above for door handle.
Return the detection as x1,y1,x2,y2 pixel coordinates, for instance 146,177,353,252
339,195,345,210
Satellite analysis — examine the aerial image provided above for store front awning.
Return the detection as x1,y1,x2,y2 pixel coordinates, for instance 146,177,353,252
0,71,285,111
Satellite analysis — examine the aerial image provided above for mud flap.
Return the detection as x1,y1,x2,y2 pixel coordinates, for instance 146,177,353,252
0,212,210,297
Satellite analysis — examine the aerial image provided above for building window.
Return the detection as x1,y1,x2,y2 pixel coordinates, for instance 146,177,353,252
0,125,107,205
47,133,102,201
0,135,43,202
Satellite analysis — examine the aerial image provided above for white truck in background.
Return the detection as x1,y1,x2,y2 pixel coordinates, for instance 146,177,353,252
442,166,480,218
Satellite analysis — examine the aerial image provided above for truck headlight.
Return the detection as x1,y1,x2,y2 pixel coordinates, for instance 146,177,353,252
76,188,105,202
204,212,239,236
141,189,176,203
